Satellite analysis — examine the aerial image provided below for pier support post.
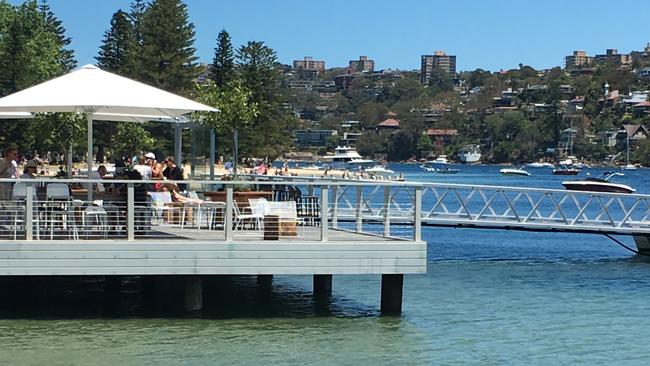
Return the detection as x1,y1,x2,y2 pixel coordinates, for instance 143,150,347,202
257,275,273,289
634,235,650,255
184,276,203,312
313,274,332,298
380,274,403,315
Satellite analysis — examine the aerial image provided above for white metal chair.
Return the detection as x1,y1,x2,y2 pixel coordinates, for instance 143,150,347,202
45,183,76,239
233,199,266,231
82,206,109,238
147,191,176,225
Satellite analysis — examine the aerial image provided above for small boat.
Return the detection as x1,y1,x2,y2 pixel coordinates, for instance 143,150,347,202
552,165,580,175
623,164,638,171
420,155,460,174
527,162,554,168
562,172,636,194
500,167,530,176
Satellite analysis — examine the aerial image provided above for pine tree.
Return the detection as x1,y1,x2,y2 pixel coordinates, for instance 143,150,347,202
39,0,76,72
236,41,297,158
126,0,146,80
211,29,235,87
139,0,198,95
96,10,136,75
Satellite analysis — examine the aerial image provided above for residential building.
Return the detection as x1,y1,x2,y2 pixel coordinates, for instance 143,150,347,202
595,49,632,66
293,57,326,77
565,51,594,69
631,43,650,64
376,118,400,129
349,56,375,72
425,128,457,148
420,51,456,85
637,67,650,79
293,129,336,148
616,124,649,149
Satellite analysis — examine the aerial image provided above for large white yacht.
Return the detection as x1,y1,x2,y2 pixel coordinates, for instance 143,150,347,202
322,146,375,169
458,144,481,164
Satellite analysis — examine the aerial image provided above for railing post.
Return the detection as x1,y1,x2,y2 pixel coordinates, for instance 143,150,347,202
383,185,390,237
25,185,33,241
331,184,338,229
127,184,134,241
225,186,234,241
356,185,363,233
320,185,328,242
414,186,422,242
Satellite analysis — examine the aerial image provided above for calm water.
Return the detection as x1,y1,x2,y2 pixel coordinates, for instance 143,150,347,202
2,164,650,365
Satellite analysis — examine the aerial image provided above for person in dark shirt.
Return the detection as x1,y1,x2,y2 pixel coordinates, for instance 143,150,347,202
163,157,185,189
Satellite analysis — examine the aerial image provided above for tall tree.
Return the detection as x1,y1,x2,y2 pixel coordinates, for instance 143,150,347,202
96,10,136,75
139,0,199,95
237,41,297,158
39,0,76,72
211,29,235,87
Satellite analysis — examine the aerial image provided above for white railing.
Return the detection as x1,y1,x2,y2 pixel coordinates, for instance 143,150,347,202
0,178,420,242
3,177,649,242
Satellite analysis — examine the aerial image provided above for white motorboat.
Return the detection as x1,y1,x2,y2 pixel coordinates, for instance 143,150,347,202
420,155,460,174
321,146,375,169
623,164,638,170
365,165,395,178
527,162,554,168
500,167,530,176
562,172,636,194
458,145,481,164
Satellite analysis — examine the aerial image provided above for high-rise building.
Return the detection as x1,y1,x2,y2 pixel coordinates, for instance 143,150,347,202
565,51,594,69
293,57,325,72
349,56,375,72
420,51,456,85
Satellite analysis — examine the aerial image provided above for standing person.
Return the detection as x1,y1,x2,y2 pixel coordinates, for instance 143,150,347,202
133,155,152,180
0,147,18,200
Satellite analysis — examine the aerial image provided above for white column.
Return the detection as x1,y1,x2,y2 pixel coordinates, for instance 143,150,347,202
174,123,182,168
87,112,94,201
209,128,216,180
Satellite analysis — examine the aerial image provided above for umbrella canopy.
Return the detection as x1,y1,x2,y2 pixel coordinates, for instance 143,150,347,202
0,64,218,199
0,64,218,117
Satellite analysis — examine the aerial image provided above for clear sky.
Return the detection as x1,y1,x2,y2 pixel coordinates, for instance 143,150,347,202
12,0,650,72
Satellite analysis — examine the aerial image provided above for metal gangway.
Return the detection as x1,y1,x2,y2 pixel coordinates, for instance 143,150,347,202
320,181,650,237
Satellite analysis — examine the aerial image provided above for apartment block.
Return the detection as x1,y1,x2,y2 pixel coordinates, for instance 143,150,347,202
293,56,325,72
349,56,375,72
565,51,593,69
420,51,456,85
595,49,632,66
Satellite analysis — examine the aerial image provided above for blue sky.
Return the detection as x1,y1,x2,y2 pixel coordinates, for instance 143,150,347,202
13,0,650,72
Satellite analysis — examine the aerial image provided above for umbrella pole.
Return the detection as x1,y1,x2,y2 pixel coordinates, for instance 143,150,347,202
87,112,94,201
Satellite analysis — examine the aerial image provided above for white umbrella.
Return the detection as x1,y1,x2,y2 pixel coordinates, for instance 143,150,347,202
0,64,218,198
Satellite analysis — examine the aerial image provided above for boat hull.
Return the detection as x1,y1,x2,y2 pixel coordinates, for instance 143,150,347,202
500,169,530,176
552,169,580,175
561,182,636,194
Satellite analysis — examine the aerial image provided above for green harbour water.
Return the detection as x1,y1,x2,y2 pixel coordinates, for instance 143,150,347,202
2,164,650,365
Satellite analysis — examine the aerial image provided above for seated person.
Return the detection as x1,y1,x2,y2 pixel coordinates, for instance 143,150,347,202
88,165,108,192
19,160,38,179
159,183,203,204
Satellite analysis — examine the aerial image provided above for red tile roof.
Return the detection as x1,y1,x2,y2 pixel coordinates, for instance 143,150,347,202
377,118,400,127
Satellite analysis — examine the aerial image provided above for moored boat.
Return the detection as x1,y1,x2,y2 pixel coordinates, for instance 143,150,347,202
527,162,555,168
552,164,580,175
458,145,481,164
321,146,375,169
420,155,460,174
500,167,530,176
562,172,636,194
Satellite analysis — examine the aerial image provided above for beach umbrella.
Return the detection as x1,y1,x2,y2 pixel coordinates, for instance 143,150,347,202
0,64,218,198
